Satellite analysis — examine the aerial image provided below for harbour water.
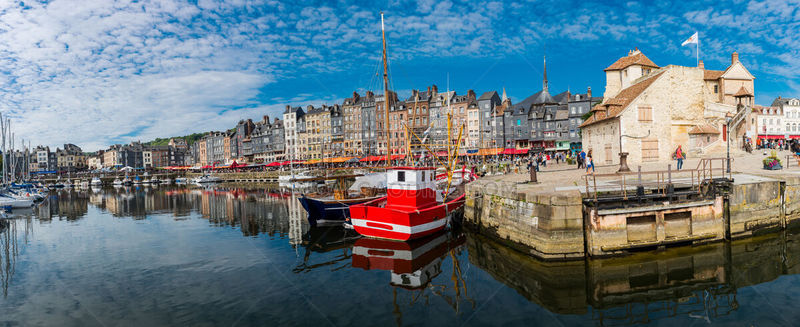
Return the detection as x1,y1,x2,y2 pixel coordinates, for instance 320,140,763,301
0,186,798,326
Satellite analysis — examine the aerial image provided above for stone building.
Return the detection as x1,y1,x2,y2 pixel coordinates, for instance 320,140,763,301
581,49,755,165
755,97,800,139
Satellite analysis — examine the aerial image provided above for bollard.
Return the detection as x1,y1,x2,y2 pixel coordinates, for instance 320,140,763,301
529,166,537,183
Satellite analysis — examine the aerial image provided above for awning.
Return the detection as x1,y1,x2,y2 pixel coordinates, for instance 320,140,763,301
266,161,282,167
305,159,321,164
501,148,529,155
466,149,479,154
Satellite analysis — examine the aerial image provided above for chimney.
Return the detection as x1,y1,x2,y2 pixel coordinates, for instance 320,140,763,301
263,115,269,124
432,85,438,94
285,105,290,111
732,52,739,64
468,89,476,99
698,60,704,69
427,86,431,94
413,89,418,97
587,86,592,98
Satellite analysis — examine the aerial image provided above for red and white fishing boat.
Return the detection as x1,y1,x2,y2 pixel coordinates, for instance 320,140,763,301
349,166,475,241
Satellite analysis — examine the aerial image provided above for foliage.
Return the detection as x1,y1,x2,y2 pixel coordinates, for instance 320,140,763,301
581,110,593,121
763,150,782,169
144,132,206,147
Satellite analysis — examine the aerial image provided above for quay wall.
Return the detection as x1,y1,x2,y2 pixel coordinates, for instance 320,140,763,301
464,180,584,261
728,180,782,238
465,173,800,261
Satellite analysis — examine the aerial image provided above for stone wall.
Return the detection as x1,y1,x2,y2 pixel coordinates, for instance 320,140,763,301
464,179,584,260
728,179,783,238
585,198,725,257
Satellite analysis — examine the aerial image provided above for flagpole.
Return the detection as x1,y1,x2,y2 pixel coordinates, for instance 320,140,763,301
696,35,699,66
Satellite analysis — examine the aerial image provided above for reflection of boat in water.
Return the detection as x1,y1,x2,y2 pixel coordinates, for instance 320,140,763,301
293,226,361,274
352,230,466,289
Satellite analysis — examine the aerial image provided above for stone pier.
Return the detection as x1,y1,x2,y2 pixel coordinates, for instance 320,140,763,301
465,171,800,261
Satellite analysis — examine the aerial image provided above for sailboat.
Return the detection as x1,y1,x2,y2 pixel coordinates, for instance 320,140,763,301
348,13,478,241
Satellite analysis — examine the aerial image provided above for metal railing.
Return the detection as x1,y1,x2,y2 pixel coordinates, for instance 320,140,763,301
583,158,733,202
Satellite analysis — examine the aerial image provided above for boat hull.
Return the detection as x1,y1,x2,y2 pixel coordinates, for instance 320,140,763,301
349,194,465,241
299,195,382,227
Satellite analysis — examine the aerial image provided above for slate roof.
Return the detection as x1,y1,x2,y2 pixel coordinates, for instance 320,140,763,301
478,91,498,101
553,91,570,104
604,51,659,71
580,72,665,128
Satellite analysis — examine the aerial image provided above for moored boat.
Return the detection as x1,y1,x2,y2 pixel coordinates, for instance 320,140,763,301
349,167,471,241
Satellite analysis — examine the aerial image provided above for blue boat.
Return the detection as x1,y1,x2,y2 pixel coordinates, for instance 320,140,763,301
298,194,383,227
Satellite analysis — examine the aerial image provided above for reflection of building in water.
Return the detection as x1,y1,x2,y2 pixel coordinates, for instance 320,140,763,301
46,190,89,221
287,191,307,246
467,230,800,325
193,188,292,237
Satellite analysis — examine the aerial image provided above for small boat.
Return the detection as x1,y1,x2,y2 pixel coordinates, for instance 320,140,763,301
80,180,89,188
299,194,384,226
91,177,102,186
0,193,33,208
194,174,222,183
278,172,316,189
112,178,123,186
142,178,152,184
161,178,172,184
133,176,142,185
349,167,476,241
298,173,386,226
174,177,187,184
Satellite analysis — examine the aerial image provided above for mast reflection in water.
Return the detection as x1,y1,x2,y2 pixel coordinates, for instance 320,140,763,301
0,186,793,326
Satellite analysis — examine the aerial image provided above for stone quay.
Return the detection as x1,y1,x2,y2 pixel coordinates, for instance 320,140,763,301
464,153,800,261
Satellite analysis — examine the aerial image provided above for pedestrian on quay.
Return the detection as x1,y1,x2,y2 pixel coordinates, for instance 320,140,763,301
675,145,685,170
585,150,594,174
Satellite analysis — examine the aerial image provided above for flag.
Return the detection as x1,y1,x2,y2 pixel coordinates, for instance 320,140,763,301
681,32,698,46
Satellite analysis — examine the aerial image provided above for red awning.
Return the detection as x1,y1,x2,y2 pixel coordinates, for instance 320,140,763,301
266,161,281,167
759,135,788,139
501,148,530,155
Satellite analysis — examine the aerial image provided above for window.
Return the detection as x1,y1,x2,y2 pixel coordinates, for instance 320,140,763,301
638,106,653,121
713,85,718,94
641,139,659,161
421,171,425,181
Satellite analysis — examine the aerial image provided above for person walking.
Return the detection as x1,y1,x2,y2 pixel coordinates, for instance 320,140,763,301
585,150,594,174
675,145,685,170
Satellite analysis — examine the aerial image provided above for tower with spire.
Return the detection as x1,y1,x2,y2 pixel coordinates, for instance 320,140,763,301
543,54,548,94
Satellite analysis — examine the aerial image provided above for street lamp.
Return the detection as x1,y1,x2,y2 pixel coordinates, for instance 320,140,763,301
726,112,732,174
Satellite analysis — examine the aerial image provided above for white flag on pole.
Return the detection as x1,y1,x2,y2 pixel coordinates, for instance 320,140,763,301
681,32,699,46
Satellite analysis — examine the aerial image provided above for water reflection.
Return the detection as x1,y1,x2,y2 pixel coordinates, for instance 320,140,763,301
468,229,800,325
1,186,798,325
0,218,33,298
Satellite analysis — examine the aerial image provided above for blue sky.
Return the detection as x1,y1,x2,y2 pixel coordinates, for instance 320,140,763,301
0,0,798,150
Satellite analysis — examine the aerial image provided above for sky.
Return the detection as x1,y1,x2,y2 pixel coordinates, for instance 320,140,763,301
0,0,798,151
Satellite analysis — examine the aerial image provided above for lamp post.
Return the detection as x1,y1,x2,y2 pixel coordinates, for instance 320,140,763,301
726,113,732,174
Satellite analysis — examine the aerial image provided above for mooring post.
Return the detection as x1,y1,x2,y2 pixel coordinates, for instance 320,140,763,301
667,163,675,198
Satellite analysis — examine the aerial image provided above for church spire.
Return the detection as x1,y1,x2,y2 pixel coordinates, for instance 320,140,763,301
501,86,507,102
543,54,548,93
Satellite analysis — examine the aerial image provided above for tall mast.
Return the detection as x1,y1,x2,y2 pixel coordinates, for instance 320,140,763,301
381,12,391,165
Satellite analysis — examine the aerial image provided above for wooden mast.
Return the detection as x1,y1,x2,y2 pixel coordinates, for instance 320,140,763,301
381,12,391,166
